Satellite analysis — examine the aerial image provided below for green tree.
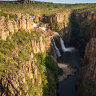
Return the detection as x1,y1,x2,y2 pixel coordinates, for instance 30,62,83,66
17,0,35,3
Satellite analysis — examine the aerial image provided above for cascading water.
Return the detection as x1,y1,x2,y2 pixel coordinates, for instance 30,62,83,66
33,22,38,27
52,38,61,58
31,15,80,96
52,42,58,59
53,31,60,36
31,15,47,31
39,26,46,31
52,33,81,96
53,31,75,52
39,24,47,31
60,37,75,52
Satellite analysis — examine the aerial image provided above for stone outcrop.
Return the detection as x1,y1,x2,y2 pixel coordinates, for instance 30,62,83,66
40,12,71,32
31,36,45,53
0,13,34,40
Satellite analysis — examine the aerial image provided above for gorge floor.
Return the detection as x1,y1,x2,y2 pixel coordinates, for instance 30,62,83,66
57,51,81,96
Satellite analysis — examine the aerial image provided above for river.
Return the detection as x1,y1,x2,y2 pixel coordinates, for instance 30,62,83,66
57,51,81,96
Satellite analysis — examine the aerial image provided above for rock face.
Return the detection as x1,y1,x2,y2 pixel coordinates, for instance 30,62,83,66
0,28,58,96
70,10,96,96
40,12,71,46
41,12,71,33
0,12,57,96
0,13,34,40
70,11,96,57
0,32,46,96
0,56,42,96
84,38,96,63
77,38,96,96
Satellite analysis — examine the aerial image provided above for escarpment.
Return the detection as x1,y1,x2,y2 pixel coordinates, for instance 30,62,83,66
0,12,59,96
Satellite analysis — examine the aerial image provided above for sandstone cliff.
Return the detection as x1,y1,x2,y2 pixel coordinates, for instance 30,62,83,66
70,10,96,96
70,11,96,56
40,12,71,37
77,38,96,96
0,13,58,96
0,13,34,40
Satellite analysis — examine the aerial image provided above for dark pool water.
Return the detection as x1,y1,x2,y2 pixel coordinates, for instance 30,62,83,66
57,51,81,96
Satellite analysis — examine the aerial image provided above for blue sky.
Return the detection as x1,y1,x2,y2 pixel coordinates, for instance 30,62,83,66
1,0,96,4
35,0,96,4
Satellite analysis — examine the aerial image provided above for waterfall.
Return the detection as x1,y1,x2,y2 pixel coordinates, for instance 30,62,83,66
39,24,47,31
53,31,60,36
52,38,61,58
52,42,57,59
30,14,36,20
33,22,38,27
39,26,46,31
60,37,75,52
60,37,66,52
31,14,75,53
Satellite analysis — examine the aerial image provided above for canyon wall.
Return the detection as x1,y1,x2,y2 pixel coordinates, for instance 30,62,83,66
77,38,96,96
72,10,96,96
0,13,58,96
70,11,96,56
0,9,96,96
40,12,71,36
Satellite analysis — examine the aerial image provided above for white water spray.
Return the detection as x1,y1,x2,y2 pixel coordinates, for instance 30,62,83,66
60,37,75,52
52,38,61,57
39,27,46,31
52,42,57,59
53,31,60,36
39,24,47,31
33,22,38,27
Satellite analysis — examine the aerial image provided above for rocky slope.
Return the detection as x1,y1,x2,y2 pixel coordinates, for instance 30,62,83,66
0,12,59,96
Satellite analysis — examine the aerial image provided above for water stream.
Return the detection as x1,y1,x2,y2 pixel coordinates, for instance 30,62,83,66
57,51,81,96
60,37,75,52
51,31,81,96
52,38,61,58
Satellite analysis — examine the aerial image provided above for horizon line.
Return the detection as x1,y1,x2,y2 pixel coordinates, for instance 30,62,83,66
0,0,96,4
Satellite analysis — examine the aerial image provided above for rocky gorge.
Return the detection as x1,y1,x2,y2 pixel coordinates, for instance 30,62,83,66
0,4,96,96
